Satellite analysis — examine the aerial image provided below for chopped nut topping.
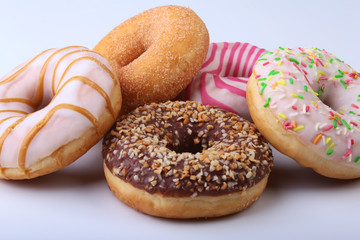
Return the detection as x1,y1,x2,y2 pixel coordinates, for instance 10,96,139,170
103,101,273,197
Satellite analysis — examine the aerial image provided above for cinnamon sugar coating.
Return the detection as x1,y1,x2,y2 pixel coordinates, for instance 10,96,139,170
94,5,209,114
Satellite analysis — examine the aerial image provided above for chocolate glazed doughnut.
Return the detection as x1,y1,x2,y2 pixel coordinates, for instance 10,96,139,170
103,101,273,218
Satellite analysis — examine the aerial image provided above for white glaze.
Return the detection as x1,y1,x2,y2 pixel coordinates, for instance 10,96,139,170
0,46,117,169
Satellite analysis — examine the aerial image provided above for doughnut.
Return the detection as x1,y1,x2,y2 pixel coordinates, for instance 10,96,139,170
186,42,266,121
103,100,273,218
94,5,209,114
0,46,121,179
247,46,360,179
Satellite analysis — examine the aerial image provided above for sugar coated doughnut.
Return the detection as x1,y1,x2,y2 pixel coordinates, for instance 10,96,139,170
103,101,273,218
94,5,209,114
0,46,121,179
247,46,360,179
186,42,266,120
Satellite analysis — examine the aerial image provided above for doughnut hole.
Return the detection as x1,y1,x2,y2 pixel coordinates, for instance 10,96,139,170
165,129,209,154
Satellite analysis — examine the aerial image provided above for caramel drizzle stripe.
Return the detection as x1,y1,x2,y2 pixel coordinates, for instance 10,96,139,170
0,115,24,178
0,117,28,169
51,49,94,95
17,103,99,170
0,113,28,170
53,55,117,95
32,46,84,108
0,98,34,107
0,48,55,85
56,75,117,119
0,46,83,109
0,116,17,125
0,46,85,172
0,109,28,115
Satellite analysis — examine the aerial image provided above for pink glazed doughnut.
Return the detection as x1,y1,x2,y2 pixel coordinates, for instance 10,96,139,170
187,42,266,120
0,46,121,179
247,46,360,179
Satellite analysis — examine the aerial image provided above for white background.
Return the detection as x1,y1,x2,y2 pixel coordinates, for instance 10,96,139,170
1,0,360,239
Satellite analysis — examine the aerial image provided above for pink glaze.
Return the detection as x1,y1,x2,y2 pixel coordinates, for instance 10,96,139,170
187,42,266,120
254,47,360,166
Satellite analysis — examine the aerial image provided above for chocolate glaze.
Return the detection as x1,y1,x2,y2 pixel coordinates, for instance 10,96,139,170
103,101,273,197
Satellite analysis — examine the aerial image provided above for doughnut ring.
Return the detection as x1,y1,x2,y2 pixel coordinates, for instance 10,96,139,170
187,42,266,121
247,46,360,179
94,5,209,114
103,100,273,218
0,46,121,179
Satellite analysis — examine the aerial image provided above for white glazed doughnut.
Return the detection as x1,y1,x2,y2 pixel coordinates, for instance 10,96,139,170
0,46,122,179
247,46,360,179
187,42,266,120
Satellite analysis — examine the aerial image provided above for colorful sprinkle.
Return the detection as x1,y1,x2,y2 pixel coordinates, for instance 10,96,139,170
310,89,319,96
340,79,348,89
257,47,360,164
318,70,325,75
351,104,359,109
350,121,358,127
277,79,286,85
313,134,323,145
311,101,318,108
326,149,334,155
283,121,293,129
349,111,356,115
264,97,271,107
342,149,352,159
289,58,299,65
341,119,351,130
316,58,324,67
278,112,288,120
293,125,305,131
323,125,333,131
269,70,280,76
260,82,267,95
327,142,335,151
333,119,338,128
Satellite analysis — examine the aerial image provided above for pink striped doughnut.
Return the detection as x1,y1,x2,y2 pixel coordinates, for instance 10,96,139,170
186,42,266,120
